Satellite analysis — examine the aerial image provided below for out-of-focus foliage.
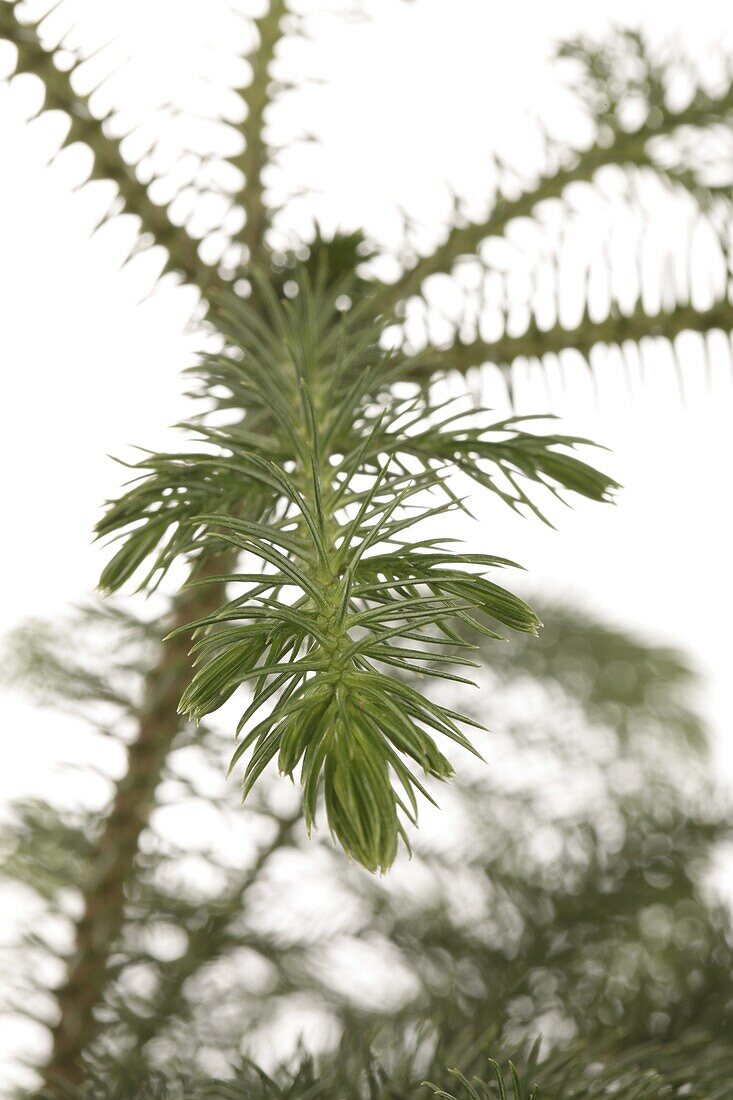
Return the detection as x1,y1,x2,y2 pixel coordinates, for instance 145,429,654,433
429,1039,733,1100
2,599,730,1092
28,1039,733,1099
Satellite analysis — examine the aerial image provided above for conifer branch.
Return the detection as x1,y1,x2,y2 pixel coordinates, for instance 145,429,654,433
96,274,616,873
423,298,733,380
0,0,223,295
3,11,726,1086
379,73,733,312
432,1039,733,1100
229,0,288,265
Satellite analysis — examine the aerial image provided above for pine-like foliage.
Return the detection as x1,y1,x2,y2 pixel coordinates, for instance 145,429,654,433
26,1041,733,1099
2,0,733,1090
96,273,615,871
428,1040,733,1100
23,1043,733,1099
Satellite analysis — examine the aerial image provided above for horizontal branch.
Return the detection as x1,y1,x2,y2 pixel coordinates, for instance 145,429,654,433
0,1,224,296
379,83,733,311
418,298,733,379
